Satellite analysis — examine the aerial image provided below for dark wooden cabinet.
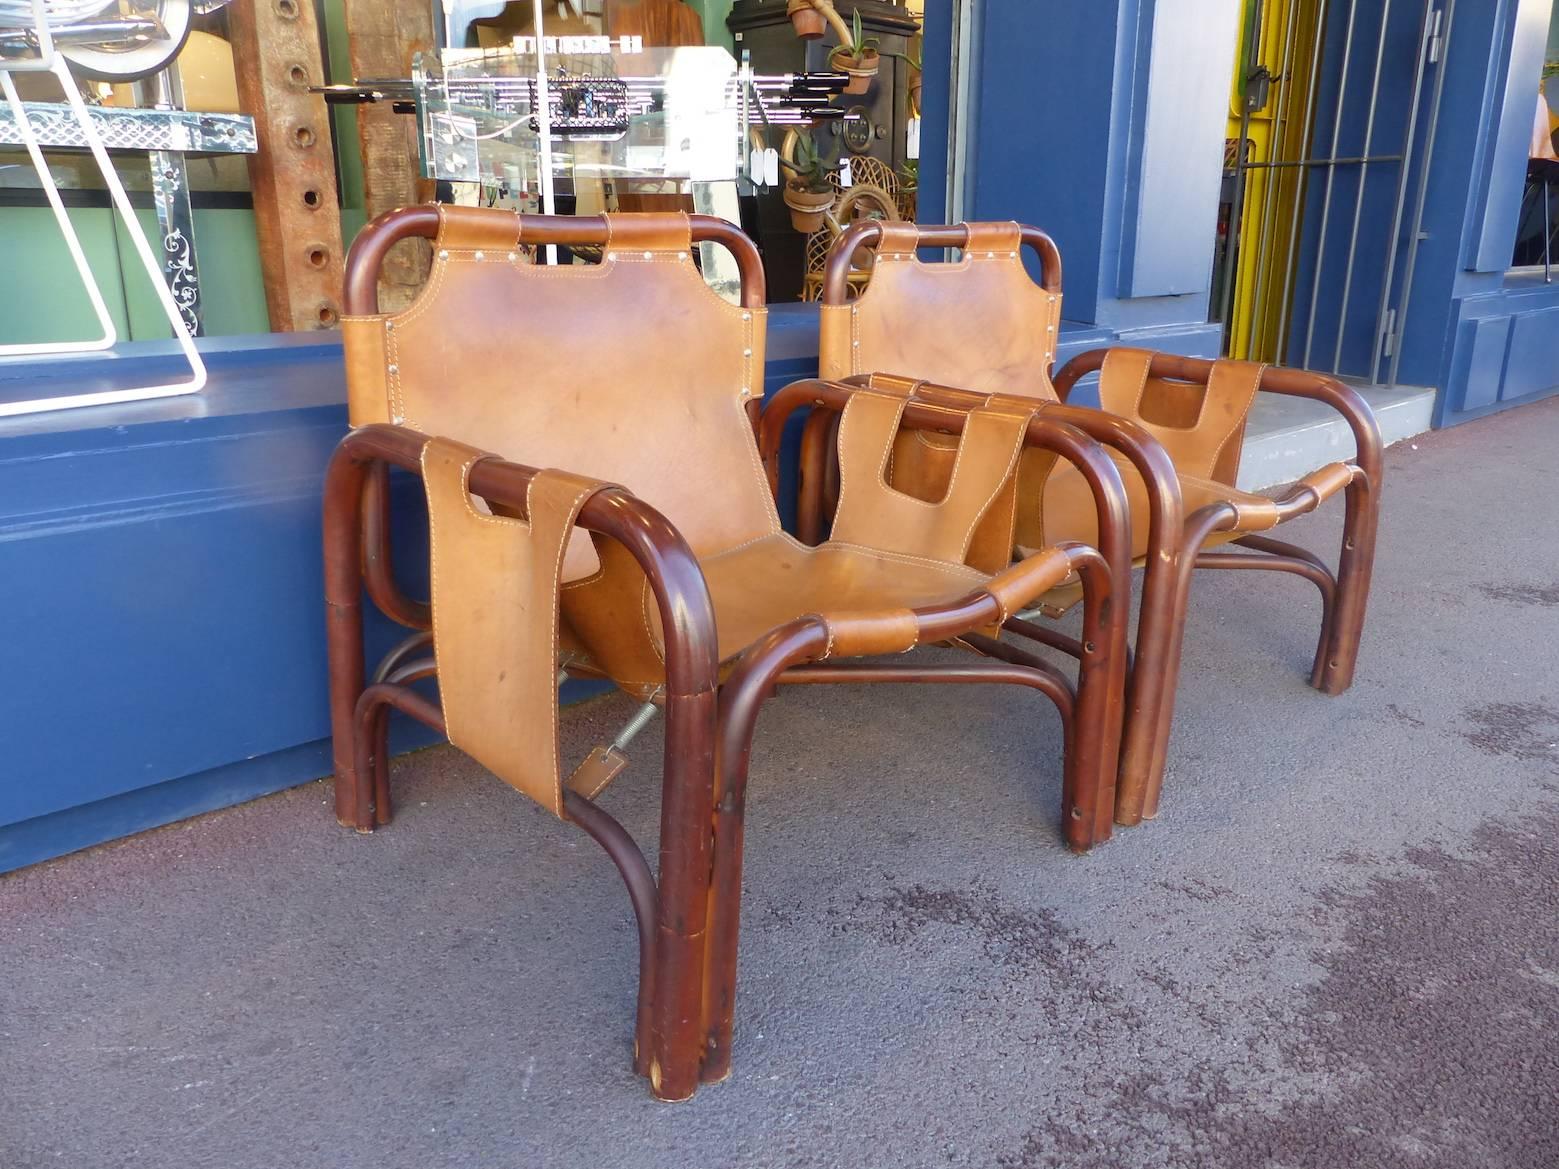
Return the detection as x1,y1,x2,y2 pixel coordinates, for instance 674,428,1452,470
727,0,918,301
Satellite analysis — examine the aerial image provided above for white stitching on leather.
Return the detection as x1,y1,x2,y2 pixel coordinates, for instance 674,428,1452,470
1207,360,1267,480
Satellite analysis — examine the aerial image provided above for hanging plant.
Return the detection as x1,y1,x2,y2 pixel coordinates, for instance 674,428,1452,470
829,8,881,95
786,0,826,39
781,129,837,233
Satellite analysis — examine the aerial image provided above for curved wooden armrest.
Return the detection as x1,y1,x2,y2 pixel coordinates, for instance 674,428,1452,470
1053,348,1384,488
325,422,722,701
802,542,1112,663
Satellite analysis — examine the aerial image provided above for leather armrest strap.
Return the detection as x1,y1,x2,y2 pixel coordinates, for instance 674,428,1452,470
982,545,1075,620
423,436,615,818
814,608,919,658
1297,461,1358,504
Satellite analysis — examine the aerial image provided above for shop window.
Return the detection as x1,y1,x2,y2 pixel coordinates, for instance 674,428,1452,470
1510,2,1559,269
0,5,252,207
428,0,925,304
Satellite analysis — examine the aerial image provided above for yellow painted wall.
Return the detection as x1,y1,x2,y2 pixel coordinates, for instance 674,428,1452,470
1224,0,1320,360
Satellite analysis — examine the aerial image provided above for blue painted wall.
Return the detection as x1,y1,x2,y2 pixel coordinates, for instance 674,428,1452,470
1421,0,1559,424
946,0,1238,352
1279,0,1558,419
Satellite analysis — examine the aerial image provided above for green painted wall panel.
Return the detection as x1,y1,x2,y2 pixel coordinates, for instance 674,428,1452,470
0,208,129,345
1,206,271,343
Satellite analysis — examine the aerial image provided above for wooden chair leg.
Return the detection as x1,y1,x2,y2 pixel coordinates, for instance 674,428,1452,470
1061,554,1125,850
562,793,659,1080
1114,506,1183,828
324,448,372,831
1222,535,1339,687
701,620,830,1086
1129,503,1236,824
1316,473,1378,695
639,685,721,1102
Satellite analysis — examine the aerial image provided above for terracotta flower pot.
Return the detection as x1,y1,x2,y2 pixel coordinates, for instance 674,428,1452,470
787,0,826,39
784,185,834,233
830,48,879,95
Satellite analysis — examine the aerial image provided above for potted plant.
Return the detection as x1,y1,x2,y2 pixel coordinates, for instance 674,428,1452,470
782,131,836,233
786,0,826,39
829,8,881,95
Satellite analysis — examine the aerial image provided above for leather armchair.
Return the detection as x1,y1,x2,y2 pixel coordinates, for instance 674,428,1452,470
325,207,1134,1099
810,220,1383,827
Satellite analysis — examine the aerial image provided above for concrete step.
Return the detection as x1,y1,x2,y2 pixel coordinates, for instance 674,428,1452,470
1236,380,1435,490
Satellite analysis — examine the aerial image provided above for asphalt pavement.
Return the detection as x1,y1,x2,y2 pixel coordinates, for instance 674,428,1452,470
3,395,1557,1169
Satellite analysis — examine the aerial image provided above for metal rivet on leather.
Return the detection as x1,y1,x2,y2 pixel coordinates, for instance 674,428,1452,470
643,250,653,260
473,250,485,261
607,252,617,261
742,312,752,321
508,251,518,262
384,321,394,331
438,249,449,259
743,348,752,357
387,363,399,375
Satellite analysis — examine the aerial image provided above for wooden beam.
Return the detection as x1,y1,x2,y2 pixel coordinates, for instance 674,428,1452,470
342,0,436,313
228,0,347,332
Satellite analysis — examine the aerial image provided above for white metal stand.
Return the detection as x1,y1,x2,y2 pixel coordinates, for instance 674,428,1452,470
0,3,205,417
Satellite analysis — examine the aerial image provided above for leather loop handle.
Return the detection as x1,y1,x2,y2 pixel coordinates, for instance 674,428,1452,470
831,388,1035,563
438,203,524,251
423,437,615,818
604,212,694,255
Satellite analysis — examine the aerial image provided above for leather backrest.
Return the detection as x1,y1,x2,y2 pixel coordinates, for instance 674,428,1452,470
1096,347,1265,485
819,221,1062,400
830,387,1035,563
342,206,775,578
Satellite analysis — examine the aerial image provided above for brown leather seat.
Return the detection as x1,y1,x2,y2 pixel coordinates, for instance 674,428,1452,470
325,207,1132,1102
814,219,1383,828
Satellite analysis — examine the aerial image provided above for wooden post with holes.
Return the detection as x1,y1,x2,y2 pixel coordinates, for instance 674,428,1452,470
342,0,436,313
228,0,346,331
